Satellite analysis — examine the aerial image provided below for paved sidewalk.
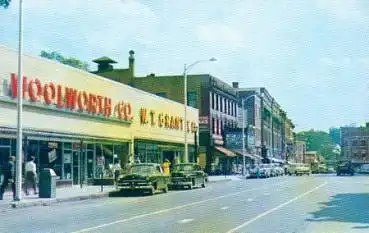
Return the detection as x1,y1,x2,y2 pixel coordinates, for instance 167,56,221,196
0,185,116,210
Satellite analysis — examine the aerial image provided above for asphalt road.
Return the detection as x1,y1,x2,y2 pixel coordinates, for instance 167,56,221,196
1,174,369,233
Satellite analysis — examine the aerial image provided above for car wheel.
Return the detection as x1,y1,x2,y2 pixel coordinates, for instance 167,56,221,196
162,185,169,193
149,185,155,195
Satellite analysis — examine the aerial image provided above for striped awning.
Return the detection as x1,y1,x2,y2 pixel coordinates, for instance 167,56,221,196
215,146,236,157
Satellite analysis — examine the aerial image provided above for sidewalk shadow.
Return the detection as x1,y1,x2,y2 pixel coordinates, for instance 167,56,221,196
306,193,369,229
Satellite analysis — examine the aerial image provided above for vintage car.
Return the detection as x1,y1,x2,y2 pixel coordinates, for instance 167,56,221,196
169,163,207,189
287,163,311,176
117,163,170,195
336,161,355,176
295,164,311,176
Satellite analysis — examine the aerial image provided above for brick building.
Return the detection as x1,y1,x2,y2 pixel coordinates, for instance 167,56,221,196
92,51,241,173
341,126,369,164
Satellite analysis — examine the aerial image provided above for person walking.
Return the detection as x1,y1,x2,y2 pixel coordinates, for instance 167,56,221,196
162,159,171,175
25,156,37,195
112,160,121,184
0,156,16,201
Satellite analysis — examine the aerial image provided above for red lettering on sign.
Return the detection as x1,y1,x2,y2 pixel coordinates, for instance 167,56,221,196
43,83,56,105
96,95,103,114
104,97,112,117
65,87,77,110
88,94,97,113
10,73,27,98
56,85,64,108
123,103,132,121
77,91,88,111
28,79,42,102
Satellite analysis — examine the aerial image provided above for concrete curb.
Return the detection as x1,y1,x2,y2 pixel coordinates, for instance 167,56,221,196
9,192,110,209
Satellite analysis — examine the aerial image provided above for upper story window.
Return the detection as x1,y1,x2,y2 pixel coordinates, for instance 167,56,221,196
361,140,366,146
211,92,215,110
187,91,197,108
352,140,358,146
215,94,219,111
220,96,223,113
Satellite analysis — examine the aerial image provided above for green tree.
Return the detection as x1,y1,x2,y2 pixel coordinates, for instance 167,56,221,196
40,50,89,71
329,127,341,145
296,129,337,161
0,0,11,8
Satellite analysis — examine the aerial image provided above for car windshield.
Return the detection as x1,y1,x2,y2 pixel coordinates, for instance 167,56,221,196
173,164,194,171
130,165,155,174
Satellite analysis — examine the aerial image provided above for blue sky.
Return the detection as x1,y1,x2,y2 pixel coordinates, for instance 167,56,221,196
1,0,368,132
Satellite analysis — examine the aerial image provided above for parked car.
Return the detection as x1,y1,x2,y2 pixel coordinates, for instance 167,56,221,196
295,164,311,176
273,164,284,176
169,163,207,190
259,164,272,178
287,163,310,176
248,164,261,179
336,161,355,176
117,163,170,195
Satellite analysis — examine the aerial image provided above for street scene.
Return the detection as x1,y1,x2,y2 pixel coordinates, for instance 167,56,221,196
1,175,369,233
1,0,369,233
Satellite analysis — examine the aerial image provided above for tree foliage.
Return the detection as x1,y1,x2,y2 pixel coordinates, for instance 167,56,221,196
329,127,341,145
0,0,11,8
40,50,89,71
296,129,338,161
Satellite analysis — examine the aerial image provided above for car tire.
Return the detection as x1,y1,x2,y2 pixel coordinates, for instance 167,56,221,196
149,185,155,195
162,185,169,193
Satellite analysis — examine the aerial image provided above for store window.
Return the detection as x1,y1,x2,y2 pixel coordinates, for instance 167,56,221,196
39,141,62,179
0,138,11,169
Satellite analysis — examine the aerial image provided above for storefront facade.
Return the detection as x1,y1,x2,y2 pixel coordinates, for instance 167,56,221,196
0,46,198,185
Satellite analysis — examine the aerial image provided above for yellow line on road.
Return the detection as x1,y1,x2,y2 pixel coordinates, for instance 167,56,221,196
225,182,328,233
70,180,290,233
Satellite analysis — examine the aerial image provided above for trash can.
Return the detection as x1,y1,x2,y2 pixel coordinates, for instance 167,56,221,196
39,168,57,198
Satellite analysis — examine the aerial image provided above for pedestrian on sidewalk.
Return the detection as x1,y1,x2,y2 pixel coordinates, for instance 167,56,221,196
24,156,37,195
162,159,171,175
0,156,16,201
113,160,121,184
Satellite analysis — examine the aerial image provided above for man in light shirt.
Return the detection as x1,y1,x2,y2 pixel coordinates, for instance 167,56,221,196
25,156,37,195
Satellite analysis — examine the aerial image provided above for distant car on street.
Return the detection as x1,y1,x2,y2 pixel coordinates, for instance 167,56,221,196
287,163,311,176
117,163,170,195
168,163,207,190
259,164,272,178
336,161,355,176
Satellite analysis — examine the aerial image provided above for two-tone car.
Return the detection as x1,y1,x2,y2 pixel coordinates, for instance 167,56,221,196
169,163,207,190
117,163,170,195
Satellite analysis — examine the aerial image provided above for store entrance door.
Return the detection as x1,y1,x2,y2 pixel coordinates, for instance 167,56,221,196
72,150,80,185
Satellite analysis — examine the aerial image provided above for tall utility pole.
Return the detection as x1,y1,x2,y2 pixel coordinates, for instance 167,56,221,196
183,58,216,163
15,0,24,201
242,99,246,176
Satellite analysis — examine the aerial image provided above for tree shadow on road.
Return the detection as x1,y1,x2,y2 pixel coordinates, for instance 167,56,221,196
306,193,369,229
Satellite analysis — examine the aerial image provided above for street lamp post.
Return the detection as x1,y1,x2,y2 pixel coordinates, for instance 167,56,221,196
241,94,260,177
183,58,216,163
15,0,24,201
